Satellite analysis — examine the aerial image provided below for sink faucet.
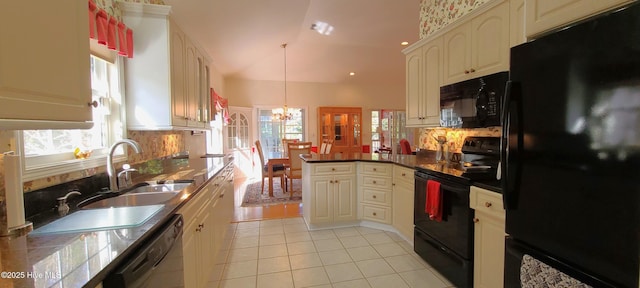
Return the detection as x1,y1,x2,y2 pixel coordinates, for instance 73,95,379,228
107,139,143,192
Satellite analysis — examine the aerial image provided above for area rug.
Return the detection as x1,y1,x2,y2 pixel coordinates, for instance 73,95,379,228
241,177,302,207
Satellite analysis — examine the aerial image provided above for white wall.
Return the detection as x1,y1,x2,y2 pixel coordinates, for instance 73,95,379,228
224,77,405,146
210,63,226,96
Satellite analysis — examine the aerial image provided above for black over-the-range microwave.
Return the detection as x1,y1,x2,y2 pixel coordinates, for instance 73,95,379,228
439,71,509,128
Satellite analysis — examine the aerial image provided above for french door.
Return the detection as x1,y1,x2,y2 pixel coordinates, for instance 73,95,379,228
225,106,253,179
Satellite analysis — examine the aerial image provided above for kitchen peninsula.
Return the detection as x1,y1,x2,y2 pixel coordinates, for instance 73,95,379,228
301,153,422,240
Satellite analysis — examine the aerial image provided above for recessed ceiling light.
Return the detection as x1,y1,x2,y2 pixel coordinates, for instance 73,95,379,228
349,72,355,76
401,41,409,46
310,21,334,36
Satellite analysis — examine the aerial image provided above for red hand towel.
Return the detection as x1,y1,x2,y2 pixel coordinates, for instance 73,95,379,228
425,180,443,222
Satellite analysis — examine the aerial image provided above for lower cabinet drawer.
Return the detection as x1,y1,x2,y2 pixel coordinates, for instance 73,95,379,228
361,205,391,224
362,189,391,205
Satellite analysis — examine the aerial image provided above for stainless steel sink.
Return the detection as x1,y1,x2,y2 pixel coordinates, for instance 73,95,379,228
80,182,193,209
128,182,193,193
81,192,180,209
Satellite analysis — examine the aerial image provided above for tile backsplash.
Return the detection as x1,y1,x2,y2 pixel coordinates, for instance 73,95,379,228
0,130,191,195
419,126,501,152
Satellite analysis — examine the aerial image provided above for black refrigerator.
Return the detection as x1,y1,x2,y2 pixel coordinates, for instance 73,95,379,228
503,3,640,288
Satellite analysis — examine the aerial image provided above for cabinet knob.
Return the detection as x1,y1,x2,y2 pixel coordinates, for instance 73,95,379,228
334,180,339,184
373,212,377,216
401,173,406,176
198,223,204,228
470,68,476,73
473,218,479,223
464,70,470,74
87,100,98,108
329,180,334,184
373,168,377,171
484,202,492,208
332,168,336,171
373,180,377,184
373,195,377,199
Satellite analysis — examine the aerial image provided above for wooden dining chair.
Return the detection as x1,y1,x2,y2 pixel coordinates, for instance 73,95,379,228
255,140,285,194
285,141,312,199
282,138,298,155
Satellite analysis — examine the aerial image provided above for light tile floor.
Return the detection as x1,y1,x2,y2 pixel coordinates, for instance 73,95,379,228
208,217,455,288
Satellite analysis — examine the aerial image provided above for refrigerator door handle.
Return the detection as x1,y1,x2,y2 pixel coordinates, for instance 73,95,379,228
502,80,522,210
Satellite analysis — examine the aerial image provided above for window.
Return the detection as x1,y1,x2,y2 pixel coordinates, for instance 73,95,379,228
258,108,305,154
371,110,410,153
371,110,381,151
226,112,249,150
20,55,125,180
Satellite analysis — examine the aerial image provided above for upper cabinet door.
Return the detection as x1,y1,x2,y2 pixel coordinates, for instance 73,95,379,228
422,37,443,126
471,1,510,76
510,0,526,47
525,0,634,38
0,1,93,129
443,1,509,85
405,48,424,126
443,23,472,85
171,22,188,127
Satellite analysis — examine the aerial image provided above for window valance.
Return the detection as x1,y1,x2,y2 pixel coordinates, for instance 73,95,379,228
88,0,133,58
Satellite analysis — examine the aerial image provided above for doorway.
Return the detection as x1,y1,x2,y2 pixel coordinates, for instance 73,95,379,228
225,107,253,180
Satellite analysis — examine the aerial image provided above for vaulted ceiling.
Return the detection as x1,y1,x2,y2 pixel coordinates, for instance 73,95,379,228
163,0,420,86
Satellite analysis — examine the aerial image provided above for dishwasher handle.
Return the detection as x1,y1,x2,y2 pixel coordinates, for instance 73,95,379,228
103,214,184,288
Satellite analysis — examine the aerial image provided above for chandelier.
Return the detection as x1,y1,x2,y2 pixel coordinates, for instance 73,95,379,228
272,43,294,121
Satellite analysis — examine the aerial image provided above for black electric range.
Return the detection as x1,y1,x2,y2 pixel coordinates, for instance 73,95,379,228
413,136,501,287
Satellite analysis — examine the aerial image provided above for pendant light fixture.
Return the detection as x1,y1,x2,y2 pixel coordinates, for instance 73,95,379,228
272,43,294,121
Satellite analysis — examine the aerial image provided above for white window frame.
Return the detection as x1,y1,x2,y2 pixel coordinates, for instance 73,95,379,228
18,54,128,182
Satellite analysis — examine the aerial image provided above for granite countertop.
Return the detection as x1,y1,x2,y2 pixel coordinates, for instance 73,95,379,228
300,152,502,193
0,155,231,288
299,152,421,169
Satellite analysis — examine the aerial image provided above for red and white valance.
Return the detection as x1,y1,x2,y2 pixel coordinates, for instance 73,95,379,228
212,88,230,124
88,0,134,58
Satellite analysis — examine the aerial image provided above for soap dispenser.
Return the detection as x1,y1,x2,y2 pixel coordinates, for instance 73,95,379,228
57,190,81,216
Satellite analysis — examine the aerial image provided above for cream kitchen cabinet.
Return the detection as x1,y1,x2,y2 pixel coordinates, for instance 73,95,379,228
0,1,93,129
443,1,510,85
510,0,526,47
392,165,414,241
470,186,506,288
212,163,235,258
405,37,442,127
302,162,357,227
180,179,219,288
358,163,393,224
525,0,634,38
121,3,210,130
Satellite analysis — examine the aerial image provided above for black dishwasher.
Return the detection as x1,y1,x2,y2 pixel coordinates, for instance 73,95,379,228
103,214,184,288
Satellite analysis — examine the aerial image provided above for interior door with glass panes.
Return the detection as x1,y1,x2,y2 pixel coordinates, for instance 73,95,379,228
225,106,253,179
